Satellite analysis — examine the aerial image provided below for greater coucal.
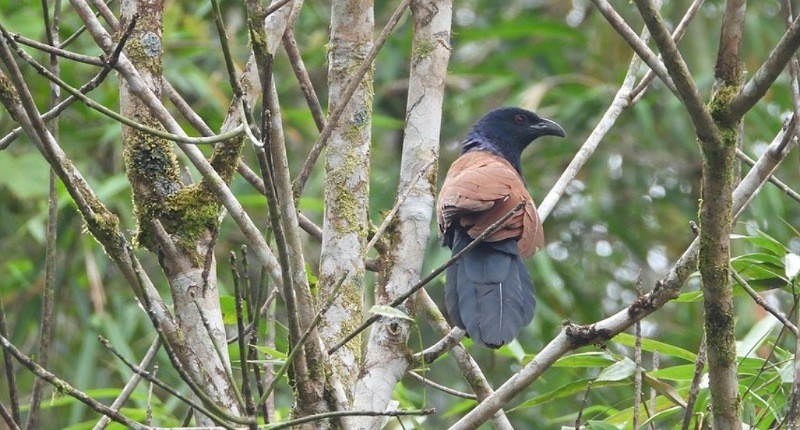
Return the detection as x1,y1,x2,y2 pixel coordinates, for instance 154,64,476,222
437,107,565,348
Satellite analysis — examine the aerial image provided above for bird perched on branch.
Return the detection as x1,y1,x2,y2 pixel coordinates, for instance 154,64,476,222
437,107,565,348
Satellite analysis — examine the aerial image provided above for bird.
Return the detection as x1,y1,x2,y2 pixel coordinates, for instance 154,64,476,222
437,107,565,348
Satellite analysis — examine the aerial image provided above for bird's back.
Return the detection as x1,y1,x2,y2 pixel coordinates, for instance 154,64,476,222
437,150,544,257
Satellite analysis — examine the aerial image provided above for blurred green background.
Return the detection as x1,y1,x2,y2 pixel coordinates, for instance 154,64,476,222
1,0,798,428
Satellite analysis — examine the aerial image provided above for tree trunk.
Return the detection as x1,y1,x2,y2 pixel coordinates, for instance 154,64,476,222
318,0,374,407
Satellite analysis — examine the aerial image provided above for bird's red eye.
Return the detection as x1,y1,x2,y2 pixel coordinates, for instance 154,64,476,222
513,114,526,125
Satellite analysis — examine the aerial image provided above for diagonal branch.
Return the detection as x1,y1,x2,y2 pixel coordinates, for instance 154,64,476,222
728,11,800,121
589,0,678,96
292,0,411,195
0,335,148,430
632,0,721,145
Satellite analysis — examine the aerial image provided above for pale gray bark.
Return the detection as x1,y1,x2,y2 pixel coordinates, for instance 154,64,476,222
350,1,452,428
318,0,374,405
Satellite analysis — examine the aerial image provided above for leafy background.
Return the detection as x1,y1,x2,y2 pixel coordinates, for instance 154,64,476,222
0,0,799,428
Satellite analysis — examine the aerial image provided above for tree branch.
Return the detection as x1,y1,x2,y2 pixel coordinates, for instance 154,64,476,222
589,0,678,96
632,0,721,145
728,11,800,120
0,335,148,430
292,0,411,195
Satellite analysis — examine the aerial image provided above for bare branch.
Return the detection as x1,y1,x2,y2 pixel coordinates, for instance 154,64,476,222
293,0,411,195
680,337,707,430
538,34,643,219
736,149,800,203
630,0,705,102
93,338,162,430
267,408,435,430
0,402,20,430
406,371,477,400
632,0,721,144
729,12,800,120
0,335,149,430
0,293,20,426
732,267,799,336
589,0,678,95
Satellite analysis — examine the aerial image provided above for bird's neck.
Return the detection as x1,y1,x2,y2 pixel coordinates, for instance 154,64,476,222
461,133,524,173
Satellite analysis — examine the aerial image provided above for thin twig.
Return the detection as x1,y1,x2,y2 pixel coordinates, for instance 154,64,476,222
0,403,21,430
232,252,258,430
92,337,162,430
415,327,465,365
405,371,476,400
0,293,20,426
12,33,105,66
736,149,800,203
0,334,148,430
283,31,326,131
732,267,799,336
630,0,705,102
328,200,527,355
98,336,245,429
265,0,293,16
574,380,593,429
293,0,412,195
1,25,246,145
787,271,800,427
59,0,117,48
0,17,136,150
266,408,435,430
26,137,60,430
633,277,644,430
24,5,62,427
632,0,721,144
589,0,678,96
365,158,435,253
258,273,349,404
145,365,156,426
538,35,643,219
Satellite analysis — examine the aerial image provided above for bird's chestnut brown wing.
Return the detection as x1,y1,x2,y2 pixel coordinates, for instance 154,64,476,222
437,151,544,258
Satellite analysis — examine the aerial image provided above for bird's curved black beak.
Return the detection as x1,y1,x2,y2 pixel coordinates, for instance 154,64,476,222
532,118,566,138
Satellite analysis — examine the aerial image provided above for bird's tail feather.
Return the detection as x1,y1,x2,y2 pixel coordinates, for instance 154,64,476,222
445,230,536,348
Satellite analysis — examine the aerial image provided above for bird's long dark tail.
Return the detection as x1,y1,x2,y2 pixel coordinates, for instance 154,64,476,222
445,229,536,348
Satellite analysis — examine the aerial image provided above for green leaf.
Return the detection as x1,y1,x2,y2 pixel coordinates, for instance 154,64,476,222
734,230,788,256
647,364,698,381
612,333,697,362
642,373,687,407
596,357,635,382
671,291,703,302
250,344,287,359
218,295,248,325
369,305,414,321
586,421,621,430
553,352,616,368
512,379,627,410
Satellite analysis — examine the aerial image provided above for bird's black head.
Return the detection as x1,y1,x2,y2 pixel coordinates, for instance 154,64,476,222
463,107,566,171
